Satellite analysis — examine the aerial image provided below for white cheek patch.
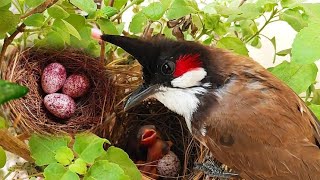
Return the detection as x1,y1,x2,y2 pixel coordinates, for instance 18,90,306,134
151,86,207,133
171,68,207,88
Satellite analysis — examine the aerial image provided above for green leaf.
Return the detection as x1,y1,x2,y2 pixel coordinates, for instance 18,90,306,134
73,133,109,164
166,0,197,20
52,19,70,45
217,37,249,56
311,89,320,105
24,13,45,27
203,14,220,30
161,0,173,10
250,36,262,48
0,116,7,129
301,3,320,23
281,0,303,8
105,0,127,10
64,14,86,30
202,3,217,15
276,48,291,56
240,20,258,40
280,9,308,32
55,147,74,166
105,146,141,180
97,19,119,35
100,6,118,18
69,0,97,14
270,61,318,94
84,160,129,180
0,80,29,105
0,146,6,168
29,134,71,166
129,12,148,34
44,163,79,180
26,0,45,8
61,19,81,40
0,0,10,8
69,158,87,175
270,36,276,49
42,30,66,48
47,5,70,19
239,3,263,19
292,23,320,64
215,5,238,17
309,104,320,120
142,2,165,21
0,10,20,34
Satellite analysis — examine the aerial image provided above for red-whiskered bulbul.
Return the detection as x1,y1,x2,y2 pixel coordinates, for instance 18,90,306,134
96,34,320,180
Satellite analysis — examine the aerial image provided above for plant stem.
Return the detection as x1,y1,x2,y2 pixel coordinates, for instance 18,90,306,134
20,0,59,19
245,9,278,43
0,130,33,162
111,1,137,21
0,24,26,65
3,170,13,180
260,34,277,63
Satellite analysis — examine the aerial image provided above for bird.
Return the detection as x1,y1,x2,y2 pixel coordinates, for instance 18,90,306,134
93,32,320,179
134,125,179,179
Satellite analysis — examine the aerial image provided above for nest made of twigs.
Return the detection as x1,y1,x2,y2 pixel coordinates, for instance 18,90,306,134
4,48,116,134
91,59,209,179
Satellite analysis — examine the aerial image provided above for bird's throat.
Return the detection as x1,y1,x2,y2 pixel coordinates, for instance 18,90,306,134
152,86,208,132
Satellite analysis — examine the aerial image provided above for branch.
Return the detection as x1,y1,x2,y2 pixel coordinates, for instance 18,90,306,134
0,130,33,162
245,8,278,43
1,0,59,65
108,0,115,7
0,23,26,65
238,0,247,7
20,0,59,19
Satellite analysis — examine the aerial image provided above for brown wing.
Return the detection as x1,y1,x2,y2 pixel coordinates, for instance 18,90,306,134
194,51,320,180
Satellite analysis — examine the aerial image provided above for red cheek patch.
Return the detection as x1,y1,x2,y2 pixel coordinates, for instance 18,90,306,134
173,54,202,77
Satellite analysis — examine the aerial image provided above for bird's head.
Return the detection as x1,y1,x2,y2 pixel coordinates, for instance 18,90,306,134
100,35,217,131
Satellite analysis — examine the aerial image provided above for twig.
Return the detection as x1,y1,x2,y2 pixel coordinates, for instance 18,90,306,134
108,0,115,7
0,23,26,65
100,42,106,64
238,0,247,7
142,21,153,39
111,0,137,21
20,0,59,19
0,130,33,162
245,8,278,43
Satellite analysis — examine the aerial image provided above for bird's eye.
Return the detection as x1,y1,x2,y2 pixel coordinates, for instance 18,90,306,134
161,61,175,75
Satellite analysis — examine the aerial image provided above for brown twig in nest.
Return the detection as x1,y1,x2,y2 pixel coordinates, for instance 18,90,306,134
4,48,116,134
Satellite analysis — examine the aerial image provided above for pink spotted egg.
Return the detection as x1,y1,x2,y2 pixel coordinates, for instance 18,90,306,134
62,74,90,98
41,63,66,93
44,93,76,119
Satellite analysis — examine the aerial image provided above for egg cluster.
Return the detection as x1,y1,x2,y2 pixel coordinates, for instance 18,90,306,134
41,63,90,119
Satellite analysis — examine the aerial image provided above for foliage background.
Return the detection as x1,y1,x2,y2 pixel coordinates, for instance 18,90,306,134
1,0,320,179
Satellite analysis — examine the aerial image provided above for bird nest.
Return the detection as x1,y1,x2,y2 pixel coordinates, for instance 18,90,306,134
3,47,230,179
94,60,212,180
3,48,115,134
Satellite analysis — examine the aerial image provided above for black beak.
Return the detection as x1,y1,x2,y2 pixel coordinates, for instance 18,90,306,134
124,84,160,111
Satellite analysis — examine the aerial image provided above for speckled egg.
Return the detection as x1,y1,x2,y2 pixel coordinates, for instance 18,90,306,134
44,93,76,119
41,63,67,93
62,74,90,98
157,151,181,177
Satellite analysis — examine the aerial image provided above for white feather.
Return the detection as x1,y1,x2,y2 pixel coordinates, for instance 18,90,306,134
171,68,207,88
152,86,207,133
